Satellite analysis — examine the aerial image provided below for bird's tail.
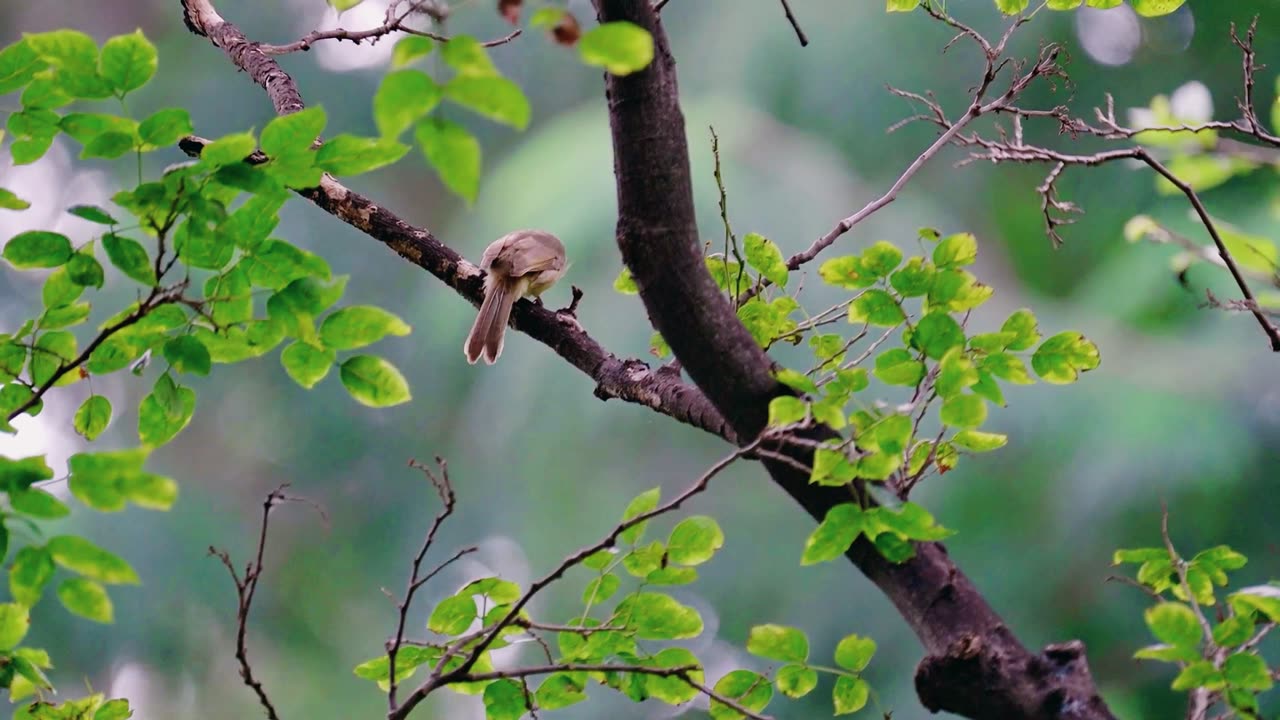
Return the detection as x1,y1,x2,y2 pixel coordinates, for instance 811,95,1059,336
464,278,520,365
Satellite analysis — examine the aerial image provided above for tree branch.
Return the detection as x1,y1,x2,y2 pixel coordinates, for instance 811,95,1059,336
177,0,734,442
589,1,1116,718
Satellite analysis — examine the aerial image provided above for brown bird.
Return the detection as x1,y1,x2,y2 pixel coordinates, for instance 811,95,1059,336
464,229,567,365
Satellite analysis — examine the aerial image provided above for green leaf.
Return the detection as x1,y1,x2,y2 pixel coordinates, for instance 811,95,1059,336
774,367,818,395
952,430,1007,452
199,131,257,166
47,535,139,584
57,577,113,623
428,593,476,635
441,36,499,76
834,633,877,671
316,135,410,176
743,233,788,287
94,699,132,720
647,647,704,705
68,249,105,288
0,39,43,95
849,289,905,327
483,679,527,720
802,503,862,565
819,255,878,289
120,472,178,510
391,36,435,68
42,267,84,308
163,336,212,376
933,232,977,268
1133,643,1199,663
1223,652,1272,691
833,675,870,715
710,670,772,720
535,673,586,710
0,187,31,210
67,204,117,225
25,30,97,70
775,663,818,698
1211,616,1253,648
1217,223,1279,275
32,330,77,386
616,592,703,639
81,131,136,159
59,112,134,144
874,348,925,386
579,22,654,76
137,374,196,447
261,106,326,159
0,455,54,491
767,396,807,427
339,355,412,407
280,341,335,389
39,301,91,330
861,241,903,277
911,311,964,359
9,547,55,607
416,117,482,203
74,394,112,440
4,230,72,268
10,487,69,519
582,573,620,604
983,352,1034,385
319,305,411,350
1144,602,1201,649
886,0,922,10
205,267,253,326
1130,0,1188,17
928,269,992,312
666,516,724,566
102,233,156,285
613,267,639,294
623,540,663,577
747,624,809,663
138,107,194,146
864,414,912,455
619,487,660,544
99,30,156,95
245,238,331,288
1031,331,1100,384
0,603,30,650
374,70,442,138
1001,309,1040,350
444,76,531,130
940,394,986,428
1171,660,1225,692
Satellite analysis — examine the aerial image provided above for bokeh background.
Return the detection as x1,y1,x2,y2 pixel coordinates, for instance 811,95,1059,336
2,1,1279,718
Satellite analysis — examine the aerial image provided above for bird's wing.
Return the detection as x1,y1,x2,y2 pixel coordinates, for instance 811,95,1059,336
509,232,565,276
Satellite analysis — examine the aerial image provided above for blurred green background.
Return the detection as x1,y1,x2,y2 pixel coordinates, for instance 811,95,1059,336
2,1,1279,718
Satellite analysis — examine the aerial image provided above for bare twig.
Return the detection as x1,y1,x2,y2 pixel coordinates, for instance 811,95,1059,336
778,0,808,47
255,0,521,55
210,484,327,720
386,458,464,709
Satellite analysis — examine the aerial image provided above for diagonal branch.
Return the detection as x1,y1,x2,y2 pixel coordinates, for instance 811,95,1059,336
177,0,734,442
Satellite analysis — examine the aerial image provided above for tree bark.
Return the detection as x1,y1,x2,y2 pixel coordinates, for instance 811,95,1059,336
590,2,1116,718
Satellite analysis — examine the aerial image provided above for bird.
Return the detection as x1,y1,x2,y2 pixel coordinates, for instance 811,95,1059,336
464,229,567,365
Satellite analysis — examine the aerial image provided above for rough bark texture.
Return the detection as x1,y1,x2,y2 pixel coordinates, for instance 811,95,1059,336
590,1,1117,718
